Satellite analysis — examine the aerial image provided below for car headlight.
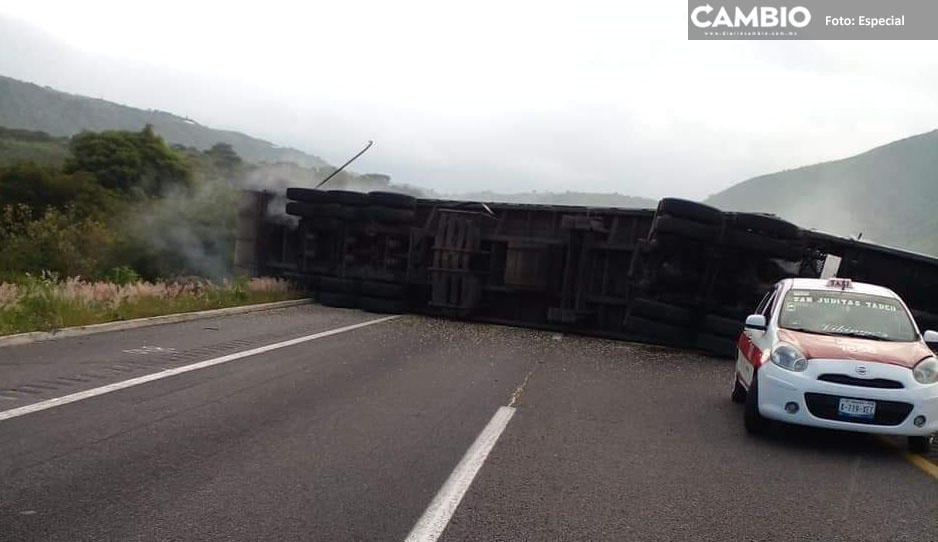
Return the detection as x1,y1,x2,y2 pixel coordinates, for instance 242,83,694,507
771,344,808,372
913,357,938,385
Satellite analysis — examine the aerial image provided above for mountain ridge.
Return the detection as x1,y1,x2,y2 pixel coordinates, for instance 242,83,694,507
0,74,329,169
706,128,938,255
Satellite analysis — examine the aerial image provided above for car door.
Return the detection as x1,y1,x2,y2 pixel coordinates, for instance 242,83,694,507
737,285,778,387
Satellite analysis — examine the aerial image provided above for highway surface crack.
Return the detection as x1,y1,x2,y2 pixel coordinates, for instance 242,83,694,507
508,365,537,407
840,455,861,519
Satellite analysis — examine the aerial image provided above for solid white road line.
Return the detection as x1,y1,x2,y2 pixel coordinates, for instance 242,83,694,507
405,406,516,542
0,315,400,423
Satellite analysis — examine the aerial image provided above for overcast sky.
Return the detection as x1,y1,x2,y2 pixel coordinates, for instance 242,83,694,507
1,0,937,199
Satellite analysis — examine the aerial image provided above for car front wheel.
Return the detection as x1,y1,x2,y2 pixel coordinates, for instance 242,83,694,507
908,434,934,454
731,377,747,404
744,373,767,434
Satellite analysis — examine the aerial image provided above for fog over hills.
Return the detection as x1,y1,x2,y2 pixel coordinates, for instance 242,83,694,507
0,75,329,169
707,129,938,255
0,74,660,206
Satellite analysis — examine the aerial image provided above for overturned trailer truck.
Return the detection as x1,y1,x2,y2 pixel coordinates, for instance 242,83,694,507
236,189,938,358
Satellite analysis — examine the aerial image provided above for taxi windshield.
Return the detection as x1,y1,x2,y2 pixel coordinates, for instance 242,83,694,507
777,289,918,342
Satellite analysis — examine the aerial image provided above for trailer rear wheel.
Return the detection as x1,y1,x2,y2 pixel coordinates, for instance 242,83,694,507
319,291,359,309
657,198,724,226
306,217,344,231
319,277,359,294
286,188,330,204
326,190,370,206
623,315,687,343
628,298,694,326
724,229,803,260
695,333,738,358
369,191,417,209
731,213,802,240
366,206,416,224
652,216,720,243
319,203,356,220
701,314,744,338
360,296,406,314
285,202,322,218
361,280,405,299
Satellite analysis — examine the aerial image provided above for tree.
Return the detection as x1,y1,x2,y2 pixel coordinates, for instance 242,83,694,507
0,204,116,280
0,162,117,219
64,125,191,197
206,143,242,171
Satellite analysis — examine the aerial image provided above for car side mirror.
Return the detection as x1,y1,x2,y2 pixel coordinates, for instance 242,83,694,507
923,330,938,349
745,314,767,332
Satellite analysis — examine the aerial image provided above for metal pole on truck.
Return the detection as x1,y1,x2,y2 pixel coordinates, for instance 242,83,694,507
314,140,374,189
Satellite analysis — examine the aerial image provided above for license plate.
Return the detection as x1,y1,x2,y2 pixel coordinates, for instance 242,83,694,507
838,398,876,419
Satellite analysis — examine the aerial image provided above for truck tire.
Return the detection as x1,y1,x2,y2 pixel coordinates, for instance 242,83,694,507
701,314,743,338
305,217,344,231
286,202,321,218
319,291,359,309
360,296,406,314
319,277,359,294
366,206,416,224
731,213,802,240
724,229,803,260
326,190,370,206
652,216,720,243
320,203,356,220
286,188,330,204
369,191,417,209
628,298,694,326
695,333,738,358
361,280,405,299
623,315,687,343
657,198,724,226
285,273,320,293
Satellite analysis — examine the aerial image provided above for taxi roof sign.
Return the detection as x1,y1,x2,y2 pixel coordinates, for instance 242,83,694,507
827,277,853,290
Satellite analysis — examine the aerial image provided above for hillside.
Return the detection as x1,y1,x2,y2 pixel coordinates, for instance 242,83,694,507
706,130,938,255
0,126,69,166
0,75,329,169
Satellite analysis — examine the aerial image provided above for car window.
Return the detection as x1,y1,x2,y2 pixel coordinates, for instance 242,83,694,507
760,290,777,318
755,288,775,315
777,289,917,342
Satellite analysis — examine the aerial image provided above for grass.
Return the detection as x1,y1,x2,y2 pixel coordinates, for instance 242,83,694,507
0,274,302,336
0,134,70,167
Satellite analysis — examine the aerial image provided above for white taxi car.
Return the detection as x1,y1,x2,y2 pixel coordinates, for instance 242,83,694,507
733,277,938,453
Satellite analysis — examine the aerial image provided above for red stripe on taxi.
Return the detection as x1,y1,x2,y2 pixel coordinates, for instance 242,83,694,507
737,333,763,368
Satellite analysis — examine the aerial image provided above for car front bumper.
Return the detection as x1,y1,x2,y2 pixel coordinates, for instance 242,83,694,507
758,359,938,436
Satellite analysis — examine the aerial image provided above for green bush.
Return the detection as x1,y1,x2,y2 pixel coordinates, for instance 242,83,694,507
1,272,62,332
0,126,241,281
0,162,118,219
105,265,141,286
0,205,117,281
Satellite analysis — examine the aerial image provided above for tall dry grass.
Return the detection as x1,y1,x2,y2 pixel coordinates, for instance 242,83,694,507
0,275,300,336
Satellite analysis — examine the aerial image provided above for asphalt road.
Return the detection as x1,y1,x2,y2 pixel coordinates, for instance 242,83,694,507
0,304,935,541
